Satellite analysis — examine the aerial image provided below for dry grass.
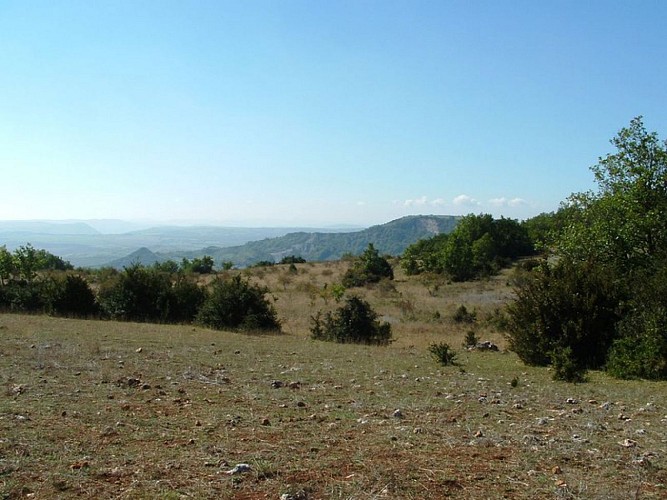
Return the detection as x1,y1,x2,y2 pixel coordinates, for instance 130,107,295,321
1,262,666,498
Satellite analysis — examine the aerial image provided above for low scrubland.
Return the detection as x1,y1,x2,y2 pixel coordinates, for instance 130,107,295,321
1,261,665,499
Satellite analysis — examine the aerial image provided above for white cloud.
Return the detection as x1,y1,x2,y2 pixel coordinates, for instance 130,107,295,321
508,197,528,207
403,196,449,208
488,197,529,207
404,196,429,207
452,194,480,207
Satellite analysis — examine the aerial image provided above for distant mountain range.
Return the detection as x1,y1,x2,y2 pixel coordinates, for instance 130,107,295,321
0,215,461,268
107,215,461,269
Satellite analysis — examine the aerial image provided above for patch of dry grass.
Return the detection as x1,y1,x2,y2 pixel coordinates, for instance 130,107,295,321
1,263,666,498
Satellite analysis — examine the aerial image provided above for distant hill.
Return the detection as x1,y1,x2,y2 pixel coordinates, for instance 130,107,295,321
0,221,343,267
167,215,461,268
107,247,161,269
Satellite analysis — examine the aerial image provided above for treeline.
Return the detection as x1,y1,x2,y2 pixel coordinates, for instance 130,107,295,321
401,213,536,281
0,257,280,332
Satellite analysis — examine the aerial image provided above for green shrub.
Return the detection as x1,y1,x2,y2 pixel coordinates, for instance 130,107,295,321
550,345,587,382
606,306,667,380
167,276,208,324
310,296,391,345
0,280,51,313
97,264,172,322
428,342,458,366
197,275,280,332
505,259,622,370
52,275,99,318
463,330,479,348
453,305,476,324
342,244,393,288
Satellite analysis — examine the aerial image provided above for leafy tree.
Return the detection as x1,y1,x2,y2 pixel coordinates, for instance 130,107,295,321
310,296,391,345
402,214,533,281
401,233,449,275
35,249,73,271
558,116,667,273
13,244,40,282
197,275,280,332
507,116,667,380
0,246,15,285
342,243,393,287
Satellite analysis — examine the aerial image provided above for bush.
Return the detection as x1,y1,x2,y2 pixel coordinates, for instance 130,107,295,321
428,342,458,366
310,296,391,345
505,259,623,370
342,244,393,288
97,264,172,322
463,330,479,348
453,305,477,324
280,255,306,264
550,345,587,382
606,305,667,380
0,280,51,313
197,275,280,332
167,276,208,324
51,275,99,318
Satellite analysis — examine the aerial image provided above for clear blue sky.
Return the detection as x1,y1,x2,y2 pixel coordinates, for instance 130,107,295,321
1,1,665,226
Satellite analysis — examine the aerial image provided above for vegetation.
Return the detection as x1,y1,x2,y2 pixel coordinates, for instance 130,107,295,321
342,243,394,287
197,275,280,332
428,341,458,365
506,117,667,380
401,214,534,281
310,295,392,345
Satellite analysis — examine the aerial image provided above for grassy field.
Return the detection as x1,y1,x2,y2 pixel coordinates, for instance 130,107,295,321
1,262,666,499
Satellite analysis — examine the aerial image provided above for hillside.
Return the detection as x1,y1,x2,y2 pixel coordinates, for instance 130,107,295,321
1,262,665,498
150,215,460,268
0,221,348,268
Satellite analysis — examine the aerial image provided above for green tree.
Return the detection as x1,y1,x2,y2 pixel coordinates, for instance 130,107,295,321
0,246,15,285
507,117,667,380
559,116,667,273
14,244,40,282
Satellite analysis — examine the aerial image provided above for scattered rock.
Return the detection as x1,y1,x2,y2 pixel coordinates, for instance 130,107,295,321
11,384,26,396
135,347,142,353
566,398,578,404
392,409,404,419
271,380,284,389
619,439,638,448
288,381,301,390
475,341,499,352
225,463,252,475
260,417,271,426
552,465,562,474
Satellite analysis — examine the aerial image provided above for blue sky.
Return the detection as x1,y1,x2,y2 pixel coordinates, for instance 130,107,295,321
1,1,665,226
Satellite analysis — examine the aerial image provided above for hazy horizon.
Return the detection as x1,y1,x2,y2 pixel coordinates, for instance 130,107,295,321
3,1,665,226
